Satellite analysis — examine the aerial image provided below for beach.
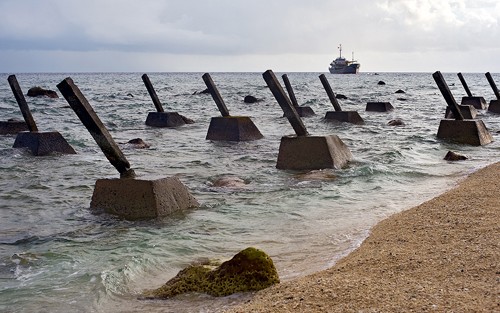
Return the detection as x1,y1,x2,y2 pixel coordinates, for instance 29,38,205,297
226,162,500,312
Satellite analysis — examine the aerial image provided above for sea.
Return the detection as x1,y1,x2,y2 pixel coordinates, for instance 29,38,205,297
0,72,499,313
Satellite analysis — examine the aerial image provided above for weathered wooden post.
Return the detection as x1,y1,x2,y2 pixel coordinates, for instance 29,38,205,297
485,72,500,113
319,74,364,124
442,73,476,119
202,73,263,141
8,75,76,155
433,71,492,146
281,74,315,117
142,74,187,127
457,72,487,109
57,77,199,220
263,69,352,170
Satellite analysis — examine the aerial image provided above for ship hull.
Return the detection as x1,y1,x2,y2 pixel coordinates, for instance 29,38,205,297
329,63,360,74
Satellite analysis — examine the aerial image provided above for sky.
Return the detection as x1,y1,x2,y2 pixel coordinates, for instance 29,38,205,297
0,0,499,73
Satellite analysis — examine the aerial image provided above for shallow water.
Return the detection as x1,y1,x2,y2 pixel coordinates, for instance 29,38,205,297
0,72,499,312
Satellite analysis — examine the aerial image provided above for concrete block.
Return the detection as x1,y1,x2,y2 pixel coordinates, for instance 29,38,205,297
366,102,394,112
445,105,477,119
91,176,199,220
283,106,315,117
0,119,28,135
206,116,263,141
437,119,493,146
461,96,487,109
324,111,364,124
145,112,186,128
488,99,500,114
276,135,352,170
13,131,76,155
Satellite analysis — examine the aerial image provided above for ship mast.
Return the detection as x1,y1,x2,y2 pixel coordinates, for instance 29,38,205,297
338,44,342,58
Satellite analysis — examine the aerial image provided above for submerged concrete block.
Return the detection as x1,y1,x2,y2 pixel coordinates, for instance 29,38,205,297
488,99,500,114
461,96,487,110
445,105,477,119
284,106,315,117
324,111,364,124
276,135,352,170
437,119,493,146
13,131,76,155
145,112,186,128
206,116,263,141
0,119,28,135
366,102,394,112
91,176,199,220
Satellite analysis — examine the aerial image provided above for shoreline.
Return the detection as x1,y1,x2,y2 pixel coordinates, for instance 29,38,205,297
225,162,500,312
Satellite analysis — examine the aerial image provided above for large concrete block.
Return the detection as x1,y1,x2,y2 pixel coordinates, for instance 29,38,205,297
91,176,199,220
206,116,263,141
0,119,28,135
461,96,487,109
437,119,493,146
145,112,186,128
276,135,352,170
324,111,364,124
13,131,76,155
366,102,394,112
488,99,500,114
445,105,477,119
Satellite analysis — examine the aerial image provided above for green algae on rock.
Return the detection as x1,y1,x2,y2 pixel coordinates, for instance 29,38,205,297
144,247,280,299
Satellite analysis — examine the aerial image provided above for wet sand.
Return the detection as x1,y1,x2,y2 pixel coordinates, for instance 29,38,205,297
226,162,500,312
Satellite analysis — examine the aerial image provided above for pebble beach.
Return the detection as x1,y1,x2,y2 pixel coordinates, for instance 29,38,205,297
226,162,500,312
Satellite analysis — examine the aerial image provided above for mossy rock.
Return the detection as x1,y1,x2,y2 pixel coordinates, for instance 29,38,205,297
144,247,279,299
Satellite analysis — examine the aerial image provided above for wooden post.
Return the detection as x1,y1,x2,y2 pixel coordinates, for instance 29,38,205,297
433,71,464,120
281,74,299,108
263,70,308,137
485,72,500,100
319,74,342,112
457,72,473,97
7,75,38,132
202,73,230,117
57,77,136,178
142,74,164,112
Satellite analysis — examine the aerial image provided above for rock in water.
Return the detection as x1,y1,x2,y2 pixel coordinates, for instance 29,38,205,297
126,138,150,149
211,175,247,188
444,151,468,161
144,247,279,299
244,95,261,103
179,114,195,124
387,119,405,126
377,81,386,85
27,86,59,98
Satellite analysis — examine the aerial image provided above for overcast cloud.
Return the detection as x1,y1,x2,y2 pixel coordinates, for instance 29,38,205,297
0,0,499,72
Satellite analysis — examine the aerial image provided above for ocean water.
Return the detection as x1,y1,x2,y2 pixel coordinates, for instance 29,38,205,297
0,72,499,312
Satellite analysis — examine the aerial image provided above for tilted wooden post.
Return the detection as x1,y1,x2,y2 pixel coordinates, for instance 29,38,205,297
485,72,500,100
281,74,300,108
319,74,342,112
263,70,308,136
142,74,165,112
433,71,464,120
57,77,135,178
7,75,38,132
457,72,473,97
202,73,230,117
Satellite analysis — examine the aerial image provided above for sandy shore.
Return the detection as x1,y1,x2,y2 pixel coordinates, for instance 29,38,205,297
226,162,500,312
